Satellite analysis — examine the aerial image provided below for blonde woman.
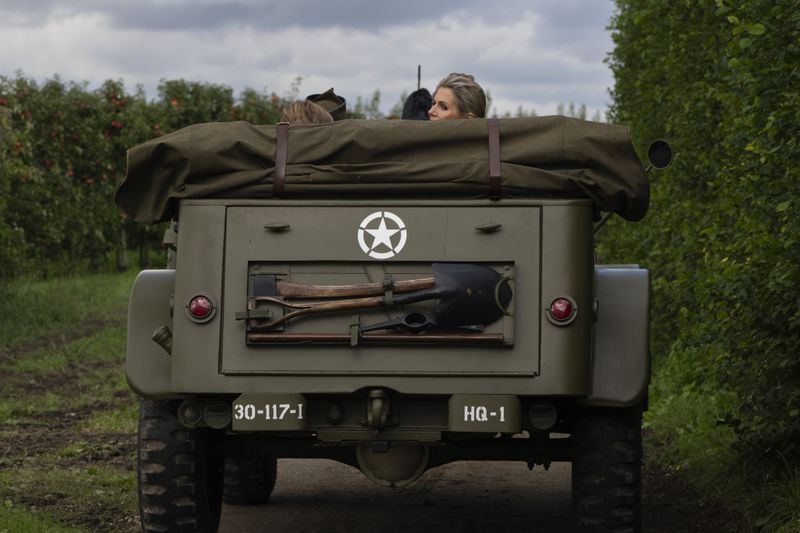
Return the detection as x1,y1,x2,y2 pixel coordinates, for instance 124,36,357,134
428,73,487,120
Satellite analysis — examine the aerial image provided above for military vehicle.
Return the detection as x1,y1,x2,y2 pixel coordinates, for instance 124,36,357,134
117,117,670,532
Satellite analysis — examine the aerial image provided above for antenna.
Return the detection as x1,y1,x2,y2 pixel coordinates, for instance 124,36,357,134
417,65,421,91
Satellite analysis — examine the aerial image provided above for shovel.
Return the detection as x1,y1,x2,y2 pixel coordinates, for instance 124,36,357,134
252,263,512,330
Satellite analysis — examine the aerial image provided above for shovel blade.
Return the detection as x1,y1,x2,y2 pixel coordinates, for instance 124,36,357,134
430,263,512,327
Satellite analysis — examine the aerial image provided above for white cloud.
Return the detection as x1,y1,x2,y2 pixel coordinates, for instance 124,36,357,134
0,1,617,117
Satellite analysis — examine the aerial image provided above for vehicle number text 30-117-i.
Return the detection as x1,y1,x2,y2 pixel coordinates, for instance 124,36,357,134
233,403,304,422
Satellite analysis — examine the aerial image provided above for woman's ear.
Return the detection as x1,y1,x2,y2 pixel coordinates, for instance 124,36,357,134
465,112,476,119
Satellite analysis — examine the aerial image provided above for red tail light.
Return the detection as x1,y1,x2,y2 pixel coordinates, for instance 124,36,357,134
187,295,215,322
547,297,576,324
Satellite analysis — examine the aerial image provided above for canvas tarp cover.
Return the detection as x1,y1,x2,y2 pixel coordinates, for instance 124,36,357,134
114,116,649,224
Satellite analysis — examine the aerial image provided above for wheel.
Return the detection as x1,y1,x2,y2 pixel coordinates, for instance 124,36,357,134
223,454,277,505
571,405,643,533
137,399,224,532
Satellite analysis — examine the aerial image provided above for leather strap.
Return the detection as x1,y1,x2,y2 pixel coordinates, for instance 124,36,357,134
487,118,502,197
383,275,394,307
274,122,289,196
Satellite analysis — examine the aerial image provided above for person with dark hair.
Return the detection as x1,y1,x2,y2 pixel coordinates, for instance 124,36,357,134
402,88,433,120
428,73,487,120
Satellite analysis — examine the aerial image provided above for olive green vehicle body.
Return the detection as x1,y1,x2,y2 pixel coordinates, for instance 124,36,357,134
126,197,649,451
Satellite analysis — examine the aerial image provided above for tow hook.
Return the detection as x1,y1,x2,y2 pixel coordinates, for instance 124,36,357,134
365,389,391,428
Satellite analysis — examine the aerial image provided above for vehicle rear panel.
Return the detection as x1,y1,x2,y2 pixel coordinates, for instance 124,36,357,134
169,199,593,396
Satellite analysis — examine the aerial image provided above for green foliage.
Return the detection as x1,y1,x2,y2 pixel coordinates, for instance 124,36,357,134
645,349,800,531
0,103,29,278
157,79,235,130
0,502,84,533
0,75,292,282
0,73,400,281
604,0,800,483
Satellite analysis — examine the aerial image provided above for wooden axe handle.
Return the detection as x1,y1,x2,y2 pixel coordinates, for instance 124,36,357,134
276,277,434,298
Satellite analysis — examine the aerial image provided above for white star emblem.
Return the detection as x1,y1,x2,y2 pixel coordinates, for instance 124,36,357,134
357,211,407,260
365,217,400,250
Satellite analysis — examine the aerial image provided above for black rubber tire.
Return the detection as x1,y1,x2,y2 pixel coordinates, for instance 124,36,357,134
571,406,643,533
223,454,278,505
137,399,224,533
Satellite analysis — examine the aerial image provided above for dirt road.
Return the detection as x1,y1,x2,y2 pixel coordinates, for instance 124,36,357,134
219,457,747,533
0,308,749,533
220,459,572,532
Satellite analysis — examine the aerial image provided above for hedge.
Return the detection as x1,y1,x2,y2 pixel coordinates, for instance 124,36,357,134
602,0,799,467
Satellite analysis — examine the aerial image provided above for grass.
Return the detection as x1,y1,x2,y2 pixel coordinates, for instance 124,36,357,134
0,269,138,353
0,465,137,532
0,325,131,424
6,324,127,373
646,347,800,532
0,392,65,424
0,269,142,532
0,502,84,533
83,402,139,434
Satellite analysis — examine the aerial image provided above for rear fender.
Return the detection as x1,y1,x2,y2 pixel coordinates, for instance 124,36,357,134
125,269,176,398
582,267,650,407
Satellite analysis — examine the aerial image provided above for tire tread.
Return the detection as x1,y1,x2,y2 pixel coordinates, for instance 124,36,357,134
137,399,223,533
572,406,643,533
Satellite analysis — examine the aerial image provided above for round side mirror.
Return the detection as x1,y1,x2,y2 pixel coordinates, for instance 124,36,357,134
647,139,673,170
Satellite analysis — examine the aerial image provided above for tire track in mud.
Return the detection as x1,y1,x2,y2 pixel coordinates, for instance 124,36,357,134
0,318,141,533
0,316,123,365
0,313,127,402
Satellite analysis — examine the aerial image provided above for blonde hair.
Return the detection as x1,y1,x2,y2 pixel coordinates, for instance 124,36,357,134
280,100,334,124
434,73,487,118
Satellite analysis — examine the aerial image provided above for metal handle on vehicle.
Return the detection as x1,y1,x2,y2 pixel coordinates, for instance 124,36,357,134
264,223,291,233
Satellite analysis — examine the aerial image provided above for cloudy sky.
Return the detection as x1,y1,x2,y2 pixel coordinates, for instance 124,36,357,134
0,0,618,118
